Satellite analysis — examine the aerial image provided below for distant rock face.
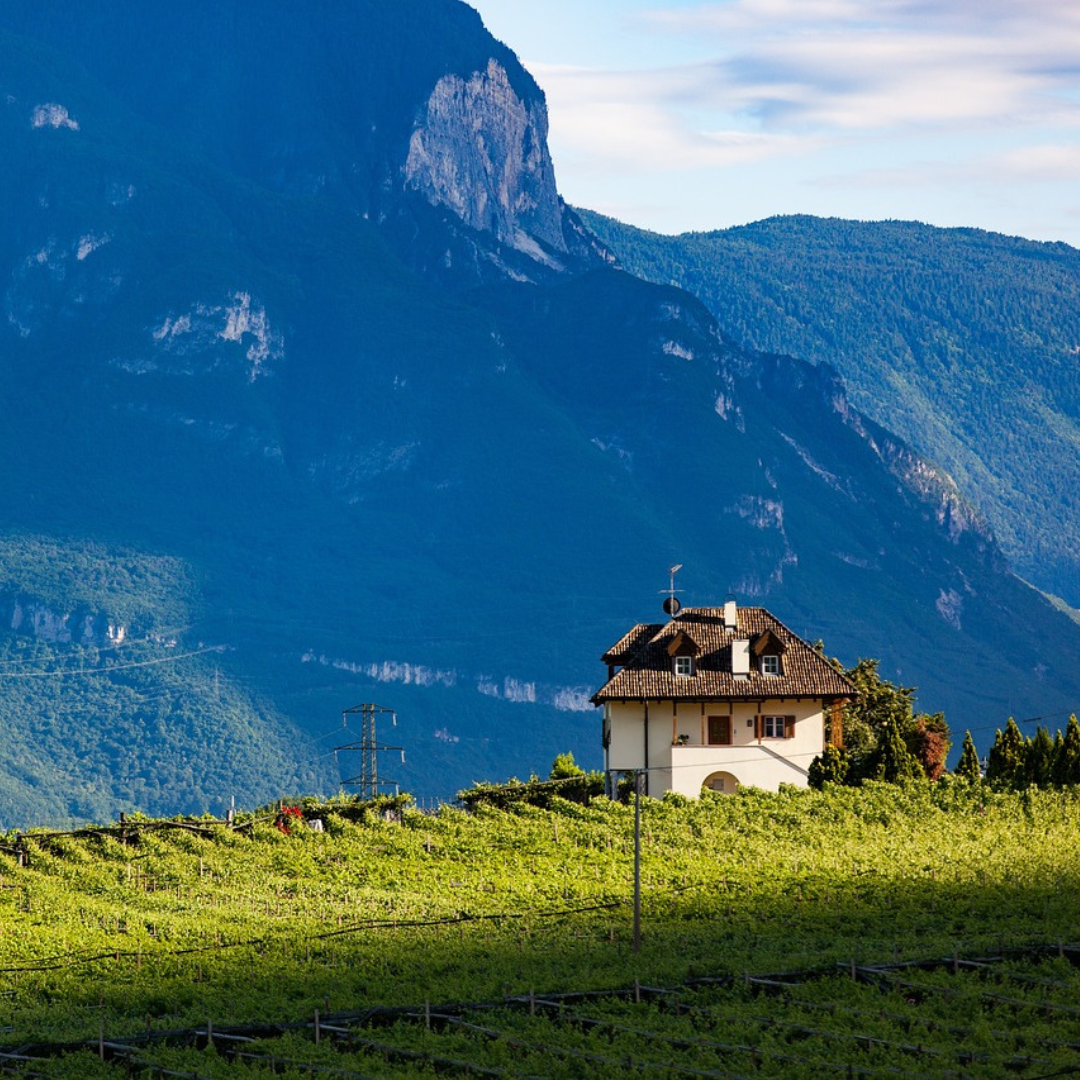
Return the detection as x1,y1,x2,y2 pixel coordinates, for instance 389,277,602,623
404,59,566,259
7,597,126,647
149,292,284,382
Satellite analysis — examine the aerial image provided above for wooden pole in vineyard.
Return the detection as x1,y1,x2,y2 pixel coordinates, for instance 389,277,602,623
633,769,643,954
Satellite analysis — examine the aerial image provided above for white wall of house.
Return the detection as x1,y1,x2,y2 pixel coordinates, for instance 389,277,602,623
604,698,826,796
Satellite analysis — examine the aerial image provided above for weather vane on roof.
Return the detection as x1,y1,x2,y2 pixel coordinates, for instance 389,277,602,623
661,563,683,616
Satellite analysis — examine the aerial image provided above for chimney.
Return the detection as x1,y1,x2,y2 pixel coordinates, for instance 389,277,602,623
731,637,750,678
723,598,738,631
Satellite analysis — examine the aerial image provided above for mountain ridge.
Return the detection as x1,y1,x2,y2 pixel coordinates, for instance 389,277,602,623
0,2,1077,824
577,209,1080,605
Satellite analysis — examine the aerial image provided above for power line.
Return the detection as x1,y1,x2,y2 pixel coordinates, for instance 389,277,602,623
0,645,223,679
0,630,191,670
1016,710,1077,726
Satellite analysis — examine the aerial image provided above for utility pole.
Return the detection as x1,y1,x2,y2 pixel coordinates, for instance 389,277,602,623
334,703,404,799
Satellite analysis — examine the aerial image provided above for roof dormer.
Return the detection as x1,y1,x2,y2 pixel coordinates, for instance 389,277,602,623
752,629,786,676
667,630,698,677
752,628,787,656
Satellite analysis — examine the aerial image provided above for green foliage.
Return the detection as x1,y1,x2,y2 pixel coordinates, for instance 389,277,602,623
867,718,926,783
549,751,585,780
839,658,916,759
984,715,1080,792
1027,726,1057,789
986,718,1031,790
0,534,194,630
456,769,605,811
807,744,851,789
1053,716,1080,787
4,784,1080,1074
819,655,949,785
956,730,982,782
579,210,1080,602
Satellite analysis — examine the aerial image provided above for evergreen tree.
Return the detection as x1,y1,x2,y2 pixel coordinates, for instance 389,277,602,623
985,718,1027,790
1026,726,1055,789
808,745,852,789
1052,715,1080,787
955,731,981,782
1052,730,1065,783
869,718,925,783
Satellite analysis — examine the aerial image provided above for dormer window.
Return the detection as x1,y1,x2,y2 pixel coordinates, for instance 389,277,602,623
667,630,698,677
752,629,787,676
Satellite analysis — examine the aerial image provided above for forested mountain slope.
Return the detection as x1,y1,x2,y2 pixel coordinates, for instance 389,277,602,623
578,211,1080,605
0,3,1077,823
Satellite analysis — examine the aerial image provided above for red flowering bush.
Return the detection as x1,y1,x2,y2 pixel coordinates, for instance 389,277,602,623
274,806,303,834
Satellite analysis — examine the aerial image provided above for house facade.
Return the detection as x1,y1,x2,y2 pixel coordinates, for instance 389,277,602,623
592,599,855,796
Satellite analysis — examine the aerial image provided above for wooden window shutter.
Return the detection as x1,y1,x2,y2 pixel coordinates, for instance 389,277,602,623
784,714,796,739
831,703,845,747
754,713,763,740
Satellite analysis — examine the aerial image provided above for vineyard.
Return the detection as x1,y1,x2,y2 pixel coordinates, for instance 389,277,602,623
2,781,1080,1076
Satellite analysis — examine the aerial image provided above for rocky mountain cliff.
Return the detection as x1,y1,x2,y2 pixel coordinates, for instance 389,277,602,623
405,58,563,255
0,1,1076,823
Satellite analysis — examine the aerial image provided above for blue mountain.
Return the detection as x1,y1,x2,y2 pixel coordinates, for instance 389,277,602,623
0,0,1074,822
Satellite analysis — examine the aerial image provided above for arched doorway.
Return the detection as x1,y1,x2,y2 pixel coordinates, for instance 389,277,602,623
703,771,740,795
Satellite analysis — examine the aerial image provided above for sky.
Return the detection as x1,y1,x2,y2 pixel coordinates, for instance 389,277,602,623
469,0,1080,246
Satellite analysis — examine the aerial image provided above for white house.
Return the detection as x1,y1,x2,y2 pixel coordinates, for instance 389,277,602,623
592,599,855,796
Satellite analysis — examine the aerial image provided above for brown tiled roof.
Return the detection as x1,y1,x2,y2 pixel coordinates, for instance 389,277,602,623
601,623,663,665
592,607,856,704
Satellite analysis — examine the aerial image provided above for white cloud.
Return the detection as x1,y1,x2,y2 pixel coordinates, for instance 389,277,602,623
634,0,1080,132
810,140,1080,193
536,62,821,171
990,143,1080,180
474,0,1080,243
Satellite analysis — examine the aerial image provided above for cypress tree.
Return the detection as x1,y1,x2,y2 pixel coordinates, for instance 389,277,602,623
870,718,924,783
955,731,981,782
1053,715,1080,787
985,718,1027,790
1026,726,1055,789
808,745,852,789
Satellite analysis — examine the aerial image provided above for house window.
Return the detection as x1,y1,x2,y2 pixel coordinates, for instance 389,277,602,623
674,655,692,677
763,715,787,738
762,654,780,676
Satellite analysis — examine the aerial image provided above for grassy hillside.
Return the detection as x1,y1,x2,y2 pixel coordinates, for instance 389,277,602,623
578,211,1080,606
3,783,1080,1075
